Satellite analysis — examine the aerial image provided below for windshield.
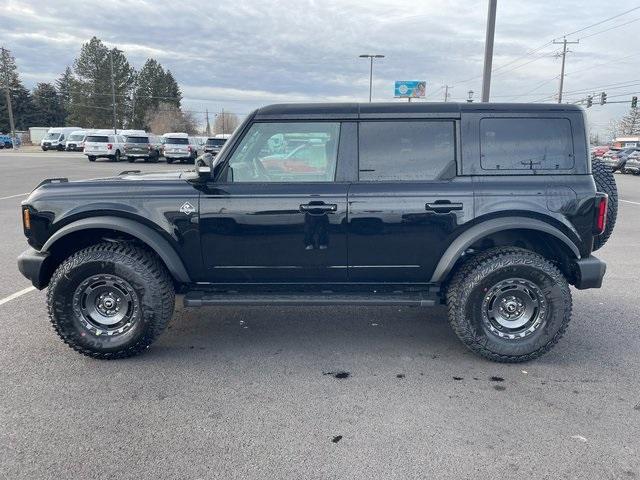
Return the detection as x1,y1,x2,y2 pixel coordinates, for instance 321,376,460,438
86,135,109,143
68,134,84,141
45,133,61,140
165,137,188,145
206,138,226,147
126,136,149,143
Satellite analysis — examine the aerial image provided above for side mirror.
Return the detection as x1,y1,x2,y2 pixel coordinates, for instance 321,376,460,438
195,153,213,178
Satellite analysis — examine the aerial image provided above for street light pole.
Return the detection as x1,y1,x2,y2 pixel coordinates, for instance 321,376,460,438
481,0,497,102
359,54,385,102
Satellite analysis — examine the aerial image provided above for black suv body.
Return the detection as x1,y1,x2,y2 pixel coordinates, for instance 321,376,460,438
17,103,614,362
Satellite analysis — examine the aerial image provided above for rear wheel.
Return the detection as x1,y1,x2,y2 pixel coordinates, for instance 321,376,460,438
114,150,121,162
592,160,618,251
88,156,96,162
42,146,48,151
166,158,174,164
128,157,136,163
47,243,175,359
447,247,572,363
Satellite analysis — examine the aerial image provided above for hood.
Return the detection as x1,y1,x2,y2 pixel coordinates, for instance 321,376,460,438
24,170,197,204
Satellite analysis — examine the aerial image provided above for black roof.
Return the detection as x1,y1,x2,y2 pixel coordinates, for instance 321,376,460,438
253,102,583,120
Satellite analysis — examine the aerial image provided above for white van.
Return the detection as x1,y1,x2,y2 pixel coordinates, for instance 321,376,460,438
83,131,126,162
161,132,199,164
41,127,82,151
65,130,87,151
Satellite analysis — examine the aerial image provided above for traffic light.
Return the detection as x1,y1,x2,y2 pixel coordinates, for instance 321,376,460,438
586,95,593,108
632,96,638,108
600,92,607,105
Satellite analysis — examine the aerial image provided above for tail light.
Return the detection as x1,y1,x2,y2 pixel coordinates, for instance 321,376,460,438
107,143,113,150
594,193,608,235
188,145,192,153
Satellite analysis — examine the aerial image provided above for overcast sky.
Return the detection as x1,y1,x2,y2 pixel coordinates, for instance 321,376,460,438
2,0,639,138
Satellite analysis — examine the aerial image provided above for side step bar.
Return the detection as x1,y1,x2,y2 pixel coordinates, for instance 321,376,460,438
183,291,437,308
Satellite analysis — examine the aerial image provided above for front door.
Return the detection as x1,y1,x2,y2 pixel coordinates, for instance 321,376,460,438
348,119,473,282
200,121,349,283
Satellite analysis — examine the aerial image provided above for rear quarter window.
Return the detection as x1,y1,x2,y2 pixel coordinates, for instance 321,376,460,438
480,118,574,171
86,136,108,142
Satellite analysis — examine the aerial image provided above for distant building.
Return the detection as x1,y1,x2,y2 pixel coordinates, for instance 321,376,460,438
613,136,640,148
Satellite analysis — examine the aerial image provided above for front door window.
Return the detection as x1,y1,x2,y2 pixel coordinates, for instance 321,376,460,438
226,122,340,183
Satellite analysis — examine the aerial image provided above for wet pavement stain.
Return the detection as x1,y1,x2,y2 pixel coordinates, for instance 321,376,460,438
493,385,506,391
490,376,505,382
396,374,405,379
332,435,343,443
323,371,350,379
453,376,463,381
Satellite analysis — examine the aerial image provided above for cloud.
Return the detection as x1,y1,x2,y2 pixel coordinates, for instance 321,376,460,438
0,0,638,135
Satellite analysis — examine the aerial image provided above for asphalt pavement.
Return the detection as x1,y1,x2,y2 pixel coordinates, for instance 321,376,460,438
0,150,639,479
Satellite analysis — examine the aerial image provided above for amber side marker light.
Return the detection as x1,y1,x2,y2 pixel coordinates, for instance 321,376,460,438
22,207,31,231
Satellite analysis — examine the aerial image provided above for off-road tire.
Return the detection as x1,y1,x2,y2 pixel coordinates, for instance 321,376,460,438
446,247,572,363
592,160,618,251
47,242,175,359
88,156,96,162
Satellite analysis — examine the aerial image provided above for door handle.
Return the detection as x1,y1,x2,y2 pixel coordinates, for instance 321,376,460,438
425,202,463,213
299,203,337,214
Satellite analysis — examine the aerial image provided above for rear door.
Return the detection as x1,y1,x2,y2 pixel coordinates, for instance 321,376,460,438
199,121,350,282
348,119,473,282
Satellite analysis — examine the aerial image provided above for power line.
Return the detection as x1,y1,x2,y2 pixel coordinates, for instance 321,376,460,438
578,16,640,40
562,5,640,38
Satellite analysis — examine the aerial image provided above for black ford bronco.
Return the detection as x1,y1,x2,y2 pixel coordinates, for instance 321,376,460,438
17,103,617,362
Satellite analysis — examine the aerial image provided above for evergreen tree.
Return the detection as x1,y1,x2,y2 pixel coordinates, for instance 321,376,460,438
55,66,75,125
130,60,182,129
31,83,65,126
0,46,35,131
69,37,134,128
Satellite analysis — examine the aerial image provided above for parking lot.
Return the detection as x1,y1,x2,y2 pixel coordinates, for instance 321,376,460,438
1,150,639,479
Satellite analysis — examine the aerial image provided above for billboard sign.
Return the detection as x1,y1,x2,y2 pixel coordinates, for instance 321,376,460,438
394,81,426,98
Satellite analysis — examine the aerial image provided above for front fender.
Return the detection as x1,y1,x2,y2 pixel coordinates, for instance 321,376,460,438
42,216,191,283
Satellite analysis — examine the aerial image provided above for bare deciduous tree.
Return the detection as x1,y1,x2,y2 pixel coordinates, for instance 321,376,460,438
144,102,198,134
213,111,240,135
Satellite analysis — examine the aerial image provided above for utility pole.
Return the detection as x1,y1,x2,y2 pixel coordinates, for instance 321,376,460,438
444,85,451,102
0,47,16,145
481,0,497,102
205,108,211,136
221,108,226,135
109,50,117,133
359,54,385,102
130,76,137,129
553,37,579,103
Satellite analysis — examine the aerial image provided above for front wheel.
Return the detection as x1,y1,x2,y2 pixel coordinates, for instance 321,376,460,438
42,146,48,151
47,243,175,359
88,156,96,162
446,247,571,363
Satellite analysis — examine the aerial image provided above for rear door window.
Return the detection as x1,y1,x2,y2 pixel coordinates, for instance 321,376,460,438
358,121,456,181
480,118,574,170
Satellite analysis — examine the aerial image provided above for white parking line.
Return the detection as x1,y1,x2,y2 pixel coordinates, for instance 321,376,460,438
620,199,640,206
0,192,28,200
0,286,36,306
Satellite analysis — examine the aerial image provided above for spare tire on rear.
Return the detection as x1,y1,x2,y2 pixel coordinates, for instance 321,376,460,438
592,160,618,251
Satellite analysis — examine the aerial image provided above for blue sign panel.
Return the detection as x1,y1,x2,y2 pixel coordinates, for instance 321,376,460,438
394,81,426,98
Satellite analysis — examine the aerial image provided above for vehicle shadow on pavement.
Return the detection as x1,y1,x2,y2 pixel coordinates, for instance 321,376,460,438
150,304,466,360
